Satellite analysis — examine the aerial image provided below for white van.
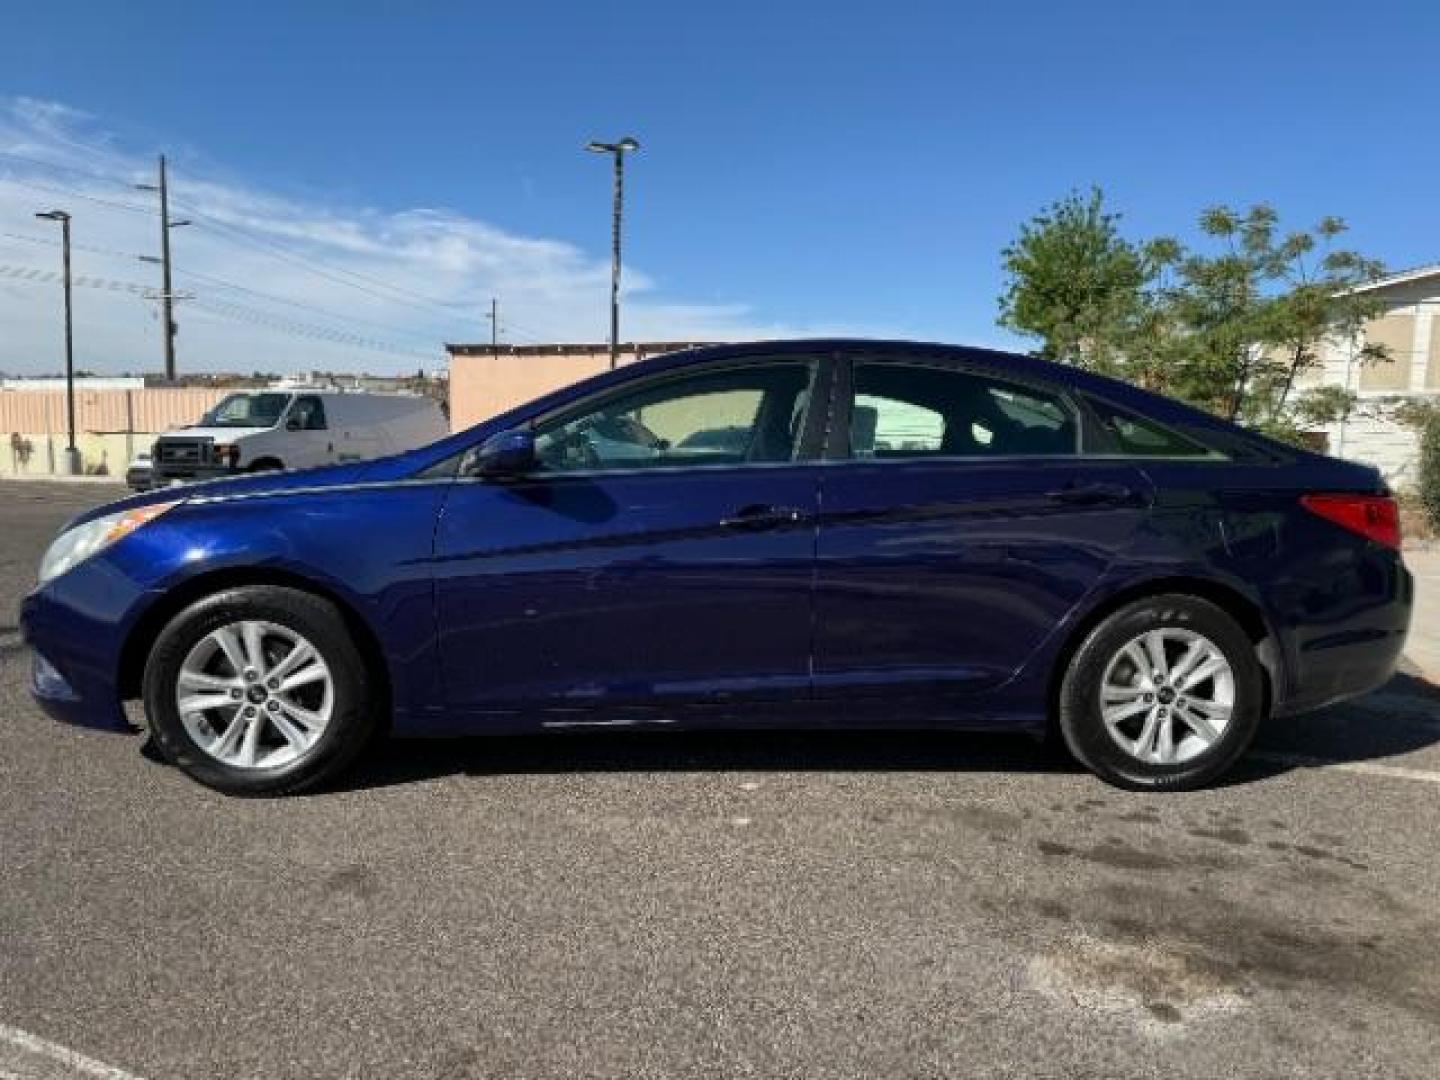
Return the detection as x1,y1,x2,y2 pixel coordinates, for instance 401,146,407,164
148,390,448,486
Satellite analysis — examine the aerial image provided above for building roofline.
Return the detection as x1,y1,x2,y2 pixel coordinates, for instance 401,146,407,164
1348,263,1440,295
446,340,720,357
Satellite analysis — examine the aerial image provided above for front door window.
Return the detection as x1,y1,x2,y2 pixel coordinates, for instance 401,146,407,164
533,362,815,473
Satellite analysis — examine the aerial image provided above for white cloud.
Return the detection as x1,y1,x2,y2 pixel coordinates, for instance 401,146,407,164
0,97,866,376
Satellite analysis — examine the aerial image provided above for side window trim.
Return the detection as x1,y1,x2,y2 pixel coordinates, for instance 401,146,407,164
827,354,1083,462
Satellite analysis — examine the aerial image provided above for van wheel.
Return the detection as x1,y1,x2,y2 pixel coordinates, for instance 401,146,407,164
247,458,283,472
142,585,381,795
1057,595,1263,791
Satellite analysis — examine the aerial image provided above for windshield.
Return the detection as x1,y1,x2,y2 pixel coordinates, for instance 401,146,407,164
200,392,292,428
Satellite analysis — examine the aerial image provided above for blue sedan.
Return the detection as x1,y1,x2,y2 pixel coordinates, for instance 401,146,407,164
20,341,1412,794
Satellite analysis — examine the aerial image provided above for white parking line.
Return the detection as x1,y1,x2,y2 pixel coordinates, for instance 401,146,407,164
0,1024,146,1080
1250,751,1440,785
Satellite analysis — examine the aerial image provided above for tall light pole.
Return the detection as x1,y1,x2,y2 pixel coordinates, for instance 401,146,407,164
136,154,189,382
585,136,640,369
35,209,79,475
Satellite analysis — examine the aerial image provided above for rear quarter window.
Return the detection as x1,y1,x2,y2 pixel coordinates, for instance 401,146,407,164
1084,396,1220,459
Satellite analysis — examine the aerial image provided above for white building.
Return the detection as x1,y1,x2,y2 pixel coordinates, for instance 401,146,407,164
1296,264,1440,485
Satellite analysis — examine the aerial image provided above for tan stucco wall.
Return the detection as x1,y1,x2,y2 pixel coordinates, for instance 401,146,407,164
1430,315,1440,390
447,344,715,430
1,387,232,477
3,430,156,477
1360,312,1416,390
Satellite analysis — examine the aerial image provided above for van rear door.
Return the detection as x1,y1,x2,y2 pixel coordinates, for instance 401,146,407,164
327,395,375,462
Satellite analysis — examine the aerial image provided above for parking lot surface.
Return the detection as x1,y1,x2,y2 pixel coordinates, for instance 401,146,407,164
2,481,1438,1079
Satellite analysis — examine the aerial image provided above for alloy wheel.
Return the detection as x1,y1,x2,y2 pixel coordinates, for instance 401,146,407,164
1098,627,1235,765
175,619,334,769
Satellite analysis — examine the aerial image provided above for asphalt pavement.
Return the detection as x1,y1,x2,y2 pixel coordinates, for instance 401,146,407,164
2,481,1438,1079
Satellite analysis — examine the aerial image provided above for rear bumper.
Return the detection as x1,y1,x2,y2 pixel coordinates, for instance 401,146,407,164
1273,558,1413,717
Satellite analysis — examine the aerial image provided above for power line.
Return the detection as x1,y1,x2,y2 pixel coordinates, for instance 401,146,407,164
176,265,446,346
0,230,142,261
3,156,578,343
188,297,439,361
0,174,157,216
3,232,449,348
0,262,437,362
0,262,152,295
0,150,142,190
171,198,474,318
5,165,465,323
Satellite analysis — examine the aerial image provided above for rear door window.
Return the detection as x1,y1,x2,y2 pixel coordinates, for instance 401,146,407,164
849,362,1077,458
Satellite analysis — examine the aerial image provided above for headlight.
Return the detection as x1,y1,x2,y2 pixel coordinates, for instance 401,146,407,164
38,501,180,585
214,443,240,468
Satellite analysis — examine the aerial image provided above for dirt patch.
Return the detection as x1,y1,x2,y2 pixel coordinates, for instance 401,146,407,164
1029,932,1249,1025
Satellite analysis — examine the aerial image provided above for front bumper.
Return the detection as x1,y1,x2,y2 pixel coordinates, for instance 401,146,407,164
152,464,239,485
20,572,143,733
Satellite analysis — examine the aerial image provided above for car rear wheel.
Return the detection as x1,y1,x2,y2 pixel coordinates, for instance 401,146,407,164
142,585,381,795
1057,594,1264,791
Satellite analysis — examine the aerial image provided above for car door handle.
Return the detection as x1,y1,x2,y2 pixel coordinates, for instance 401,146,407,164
1045,482,1134,505
719,504,806,530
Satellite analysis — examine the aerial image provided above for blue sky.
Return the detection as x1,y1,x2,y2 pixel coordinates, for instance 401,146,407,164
1,0,1437,374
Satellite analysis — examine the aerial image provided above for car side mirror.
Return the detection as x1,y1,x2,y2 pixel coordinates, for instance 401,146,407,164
285,417,302,431
466,429,538,479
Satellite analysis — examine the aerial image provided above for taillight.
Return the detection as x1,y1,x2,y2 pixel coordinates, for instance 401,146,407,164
1300,493,1401,551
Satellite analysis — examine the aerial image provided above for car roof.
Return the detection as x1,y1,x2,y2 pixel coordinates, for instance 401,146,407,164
631,338,1216,426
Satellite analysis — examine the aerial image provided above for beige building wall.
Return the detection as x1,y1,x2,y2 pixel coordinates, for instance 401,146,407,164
1359,312,1416,390
1430,315,1440,389
447,342,716,430
1,387,231,477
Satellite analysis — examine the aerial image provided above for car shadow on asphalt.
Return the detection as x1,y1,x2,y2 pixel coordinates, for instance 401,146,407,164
328,672,1440,796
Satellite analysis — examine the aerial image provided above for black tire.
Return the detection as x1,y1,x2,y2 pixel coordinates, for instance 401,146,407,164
247,459,284,473
142,585,381,796
1057,594,1264,791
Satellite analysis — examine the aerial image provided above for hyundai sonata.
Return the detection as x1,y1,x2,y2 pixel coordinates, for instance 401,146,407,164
20,341,1412,794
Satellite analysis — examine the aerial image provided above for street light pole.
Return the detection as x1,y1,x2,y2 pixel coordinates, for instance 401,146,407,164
586,136,640,369
35,210,78,475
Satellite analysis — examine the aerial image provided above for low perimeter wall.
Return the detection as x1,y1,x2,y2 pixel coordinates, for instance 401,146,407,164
1,388,229,478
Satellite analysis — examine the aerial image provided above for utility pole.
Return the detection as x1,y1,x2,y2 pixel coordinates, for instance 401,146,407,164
488,297,499,354
136,155,189,382
34,209,79,475
158,155,175,381
585,136,640,369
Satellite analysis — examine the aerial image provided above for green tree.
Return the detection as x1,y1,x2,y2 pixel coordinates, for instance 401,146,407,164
998,188,1151,375
1168,205,1388,434
998,196,1391,444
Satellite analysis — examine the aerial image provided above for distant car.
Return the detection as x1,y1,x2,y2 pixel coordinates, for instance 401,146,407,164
21,340,1412,796
124,452,153,492
150,390,447,484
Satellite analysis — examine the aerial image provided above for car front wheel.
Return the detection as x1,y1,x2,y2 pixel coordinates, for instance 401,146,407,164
1057,594,1264,791
142,585,381,795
